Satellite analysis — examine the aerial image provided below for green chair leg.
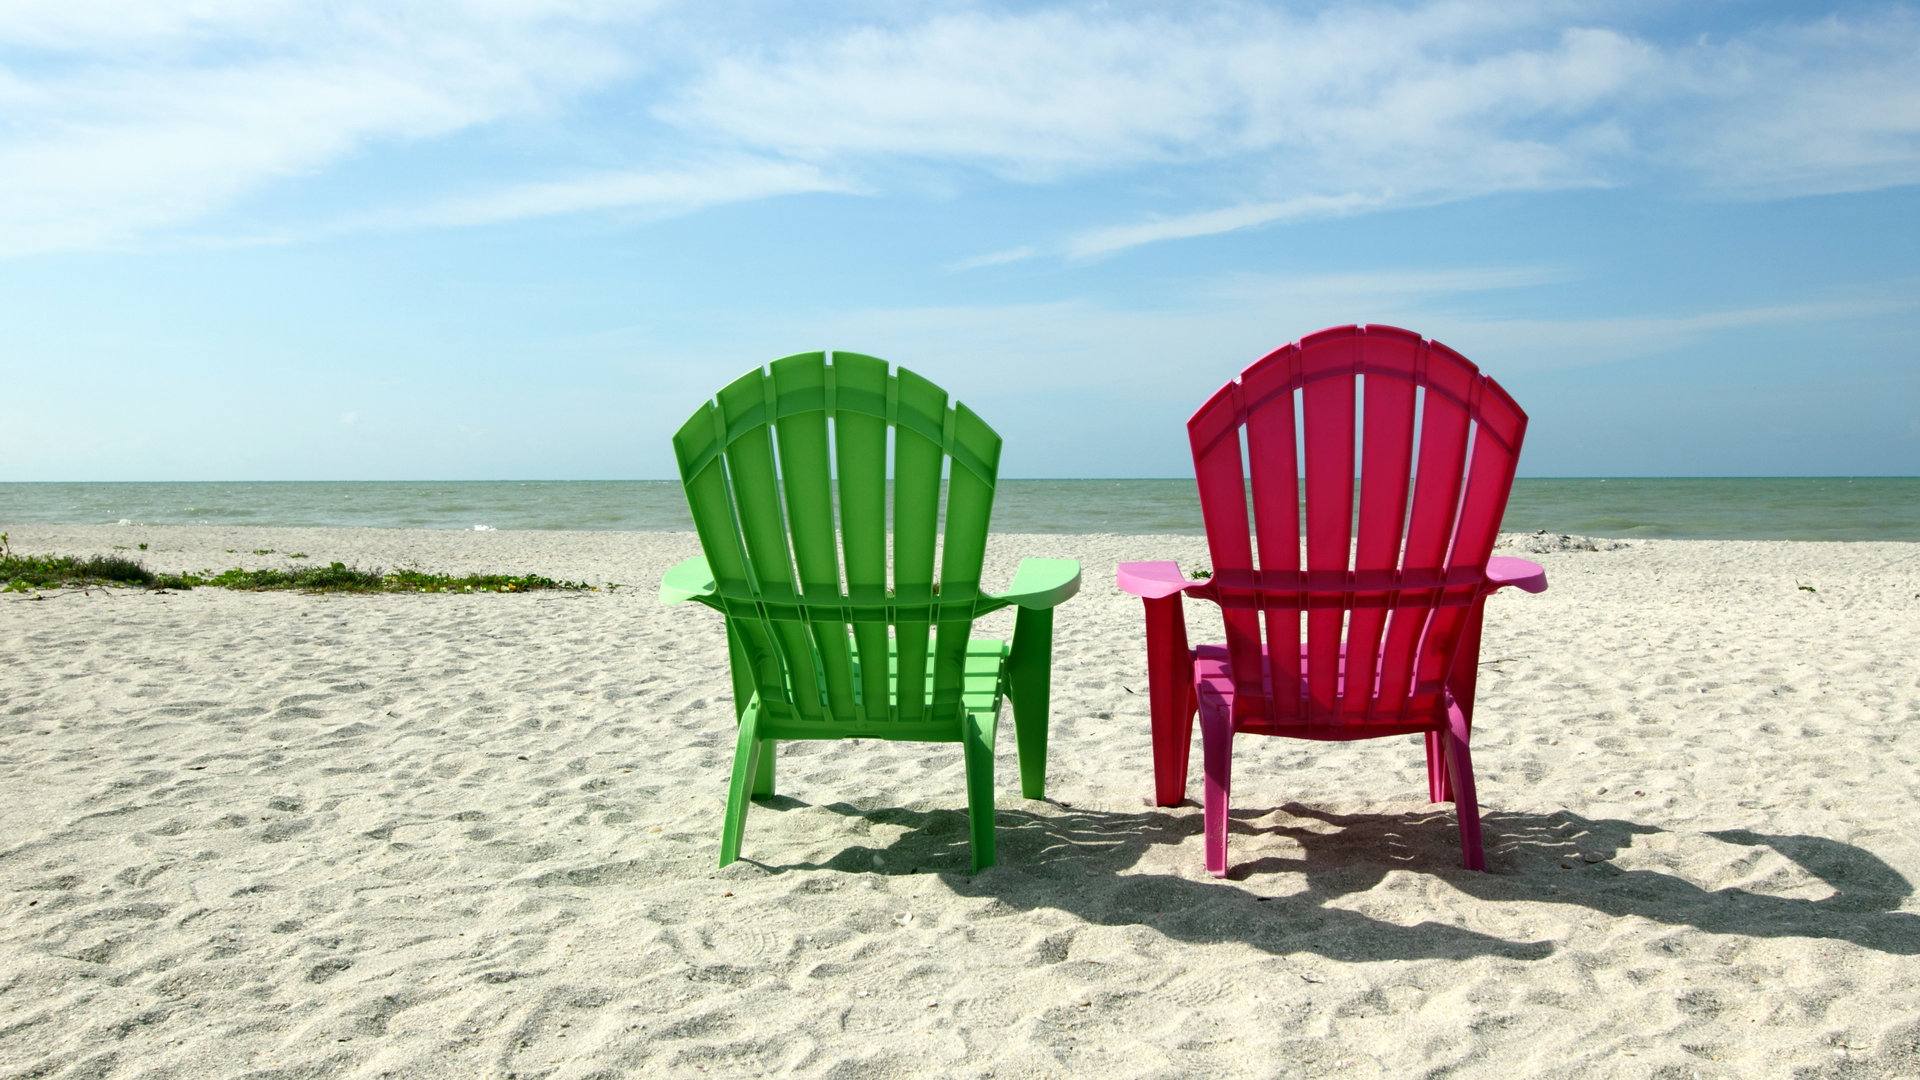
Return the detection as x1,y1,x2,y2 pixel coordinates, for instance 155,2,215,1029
719,697,765,868
1006,605,1055,800
752,739,776,796
961,710,998,873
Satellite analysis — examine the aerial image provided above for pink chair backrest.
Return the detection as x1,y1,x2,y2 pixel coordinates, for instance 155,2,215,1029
1187,324,1528,729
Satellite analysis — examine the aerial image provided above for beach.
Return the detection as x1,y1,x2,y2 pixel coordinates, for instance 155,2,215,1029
3,524,1919,1079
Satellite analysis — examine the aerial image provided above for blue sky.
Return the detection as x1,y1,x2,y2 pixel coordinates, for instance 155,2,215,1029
2,0,1917,480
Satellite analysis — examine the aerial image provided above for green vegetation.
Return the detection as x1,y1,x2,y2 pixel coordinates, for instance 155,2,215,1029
0,534,593,595
0,540,154,590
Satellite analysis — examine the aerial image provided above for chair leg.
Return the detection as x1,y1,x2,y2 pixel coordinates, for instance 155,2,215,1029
1144,594,1195,806
1425,731,1453,803
1432,597,1488,807
962,710,999,873
1006,605,1054,800
1443,704,1486,871
1197,688,1234,878
752,739,776,797
719,696,765,868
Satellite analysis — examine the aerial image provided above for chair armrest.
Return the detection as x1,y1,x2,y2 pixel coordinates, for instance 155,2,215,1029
1486,556,1547,594
1116,560,1207,599
989,558,1081,610
659,555,717,605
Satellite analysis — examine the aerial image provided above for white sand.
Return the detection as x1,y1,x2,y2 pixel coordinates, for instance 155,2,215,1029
3,525,1919,1079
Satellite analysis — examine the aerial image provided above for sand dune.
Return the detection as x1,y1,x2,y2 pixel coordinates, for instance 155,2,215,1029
3,525,1918,1078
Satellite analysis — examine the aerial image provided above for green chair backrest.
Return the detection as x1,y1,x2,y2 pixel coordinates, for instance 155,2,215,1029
672,351,1003,732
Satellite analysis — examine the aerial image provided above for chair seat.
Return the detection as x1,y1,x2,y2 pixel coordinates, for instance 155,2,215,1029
875,635,1009,718
760,634,1011,740
1190,642,1450,739
1190,638,1443,737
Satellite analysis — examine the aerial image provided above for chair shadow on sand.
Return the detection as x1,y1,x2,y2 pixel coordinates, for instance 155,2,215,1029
733,797,1920,961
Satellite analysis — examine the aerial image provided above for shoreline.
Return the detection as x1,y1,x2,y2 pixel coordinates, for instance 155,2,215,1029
4,526,1918,1076
8,475,1920,542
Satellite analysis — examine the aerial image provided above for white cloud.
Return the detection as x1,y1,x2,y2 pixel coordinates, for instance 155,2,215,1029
1660,10,1920,196
665,7,1649,189
0,0,654,255
1064,194,1384,258
1446,293,1920,374
948,245,1037,272
666,3,1920,253
1208,266,1574,306
394,158,853,228
4,2,1920,258
767,269,1916,393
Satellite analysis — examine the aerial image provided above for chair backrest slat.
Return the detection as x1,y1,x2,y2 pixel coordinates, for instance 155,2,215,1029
673,427,791,707
1347,329,1421,719
1241,344,1303,723
771,354,860,720
890,370,947,721
1413,372,1529,692
1298,328,1359,724
1189,382,1266,705
675,353,1003,730
1187,325,1526,730
832,353,893,721
716,371,826,721
933,404,1000,707
1376,341,1476,713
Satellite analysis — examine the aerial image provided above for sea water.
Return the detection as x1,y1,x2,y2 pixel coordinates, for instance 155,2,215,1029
2,479,1916,540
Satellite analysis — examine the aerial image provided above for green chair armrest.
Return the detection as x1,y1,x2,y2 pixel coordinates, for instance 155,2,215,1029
988,557,1081,610
659,555,717,605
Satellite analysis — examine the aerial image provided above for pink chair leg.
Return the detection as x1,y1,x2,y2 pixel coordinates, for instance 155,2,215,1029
1431,598,1487,807
1143,595,1195,806
1197,688,1235,878
1425,731,1453,803
1443,705,1486,871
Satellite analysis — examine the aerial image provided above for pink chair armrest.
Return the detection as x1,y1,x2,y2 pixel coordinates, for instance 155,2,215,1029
1116,560,1204,599
1486,556,1548,594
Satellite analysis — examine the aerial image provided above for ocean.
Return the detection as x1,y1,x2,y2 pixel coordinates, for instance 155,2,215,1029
2,479,1916,540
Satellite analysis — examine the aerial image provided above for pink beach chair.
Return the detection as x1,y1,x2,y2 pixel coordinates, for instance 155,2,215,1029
1117,325,1547,875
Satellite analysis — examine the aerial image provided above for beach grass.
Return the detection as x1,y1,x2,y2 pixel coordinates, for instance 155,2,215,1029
0,534,592,594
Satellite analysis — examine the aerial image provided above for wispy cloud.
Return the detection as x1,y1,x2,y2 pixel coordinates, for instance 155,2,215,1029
1208,266,1575,305
668,3,1920,253
393,158,853,229
4,2,1920,257
1452,293,1920,374
1658,9,1920,197
0,1,655,255
948,246,1038,272
665,7,1647,188
1064,194,1383,258
778,271,1917,391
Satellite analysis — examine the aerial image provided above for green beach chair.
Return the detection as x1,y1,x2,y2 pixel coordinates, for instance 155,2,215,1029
659,351,1081,872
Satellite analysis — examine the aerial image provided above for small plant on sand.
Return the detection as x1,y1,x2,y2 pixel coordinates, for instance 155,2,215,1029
0,536,594,595
2,534,162,592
